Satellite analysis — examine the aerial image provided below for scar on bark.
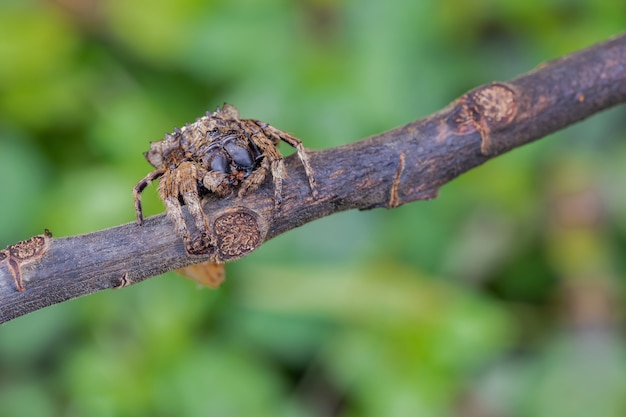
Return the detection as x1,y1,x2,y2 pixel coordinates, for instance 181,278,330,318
112,272,131,289
0,229,53,292
388,152,405,208
449,82,518,155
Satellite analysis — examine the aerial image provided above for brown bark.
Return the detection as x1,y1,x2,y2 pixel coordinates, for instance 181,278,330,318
2,33,626,324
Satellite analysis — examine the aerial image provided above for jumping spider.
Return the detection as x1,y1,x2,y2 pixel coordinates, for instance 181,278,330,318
133,104,317,255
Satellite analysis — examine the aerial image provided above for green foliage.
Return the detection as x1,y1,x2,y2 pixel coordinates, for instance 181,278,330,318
1,0,626,415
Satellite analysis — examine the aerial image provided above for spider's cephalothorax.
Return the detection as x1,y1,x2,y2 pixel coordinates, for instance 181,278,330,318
133,104,317,255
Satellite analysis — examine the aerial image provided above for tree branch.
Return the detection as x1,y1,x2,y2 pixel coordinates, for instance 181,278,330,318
2,33,626,324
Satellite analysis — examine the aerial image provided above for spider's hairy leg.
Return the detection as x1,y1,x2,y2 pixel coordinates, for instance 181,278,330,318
169,162,214,255
263,125,318,198
162,196,195,252
269,158,285,209
181,191,214,254
133,169,164,225
242,135,285,214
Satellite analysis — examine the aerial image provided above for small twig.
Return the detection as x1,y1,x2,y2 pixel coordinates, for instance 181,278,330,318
2,33,626,324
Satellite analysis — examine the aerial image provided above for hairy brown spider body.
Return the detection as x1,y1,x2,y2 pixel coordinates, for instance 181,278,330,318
133,104,317,255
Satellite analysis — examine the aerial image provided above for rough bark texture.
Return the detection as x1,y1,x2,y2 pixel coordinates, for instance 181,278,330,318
2,33,626,323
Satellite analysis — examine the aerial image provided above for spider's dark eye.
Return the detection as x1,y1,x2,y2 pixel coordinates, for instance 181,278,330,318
208,127,220,138
210,154,229,174
224,142,254,170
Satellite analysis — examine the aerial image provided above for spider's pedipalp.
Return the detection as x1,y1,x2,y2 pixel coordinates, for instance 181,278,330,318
203,171,230,196
237,156,272,199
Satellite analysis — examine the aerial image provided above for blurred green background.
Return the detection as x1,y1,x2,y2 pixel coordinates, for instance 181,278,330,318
2,0,626,416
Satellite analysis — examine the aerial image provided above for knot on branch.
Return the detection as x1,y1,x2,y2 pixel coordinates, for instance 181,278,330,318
1,229,52,292
449,82,518,155
211,206,267,262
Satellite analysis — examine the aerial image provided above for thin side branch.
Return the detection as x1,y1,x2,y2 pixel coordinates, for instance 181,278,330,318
2,33,626,323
